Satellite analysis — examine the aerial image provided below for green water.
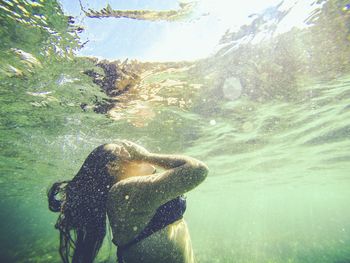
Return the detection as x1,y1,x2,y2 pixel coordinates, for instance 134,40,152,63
1,0,350,262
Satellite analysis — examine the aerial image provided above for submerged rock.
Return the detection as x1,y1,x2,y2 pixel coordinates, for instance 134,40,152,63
83,59,204,126
222,77,242,100
84,60,140,96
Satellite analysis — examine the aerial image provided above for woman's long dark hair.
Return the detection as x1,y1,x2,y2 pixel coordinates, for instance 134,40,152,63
48,144,119,263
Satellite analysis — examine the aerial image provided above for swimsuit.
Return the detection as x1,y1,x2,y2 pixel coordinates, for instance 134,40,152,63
114,196,186,263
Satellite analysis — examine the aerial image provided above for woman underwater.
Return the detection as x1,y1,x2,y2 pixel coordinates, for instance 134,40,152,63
48,140,208,263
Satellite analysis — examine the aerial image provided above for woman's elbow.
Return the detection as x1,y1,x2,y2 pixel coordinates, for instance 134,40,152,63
193,162,209,182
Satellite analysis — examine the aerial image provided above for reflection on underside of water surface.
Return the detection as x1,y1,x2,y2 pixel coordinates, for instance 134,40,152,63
0,0,350,262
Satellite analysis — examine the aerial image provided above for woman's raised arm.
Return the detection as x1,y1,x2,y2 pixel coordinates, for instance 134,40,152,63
118,141,209,208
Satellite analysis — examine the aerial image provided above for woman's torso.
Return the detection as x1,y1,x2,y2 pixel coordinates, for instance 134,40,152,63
107,184,195,263
120,219,194,263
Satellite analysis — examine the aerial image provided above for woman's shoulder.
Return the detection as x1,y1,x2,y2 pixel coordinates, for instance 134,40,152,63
107,180,133,205
107,177,157,213
109,175,157,201
108,176,144,197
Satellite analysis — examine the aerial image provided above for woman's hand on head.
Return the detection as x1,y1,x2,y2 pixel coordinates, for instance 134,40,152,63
121,140,150,161
113,144,131,160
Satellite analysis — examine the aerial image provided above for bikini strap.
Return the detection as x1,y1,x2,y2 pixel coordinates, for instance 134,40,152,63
115,196,186,263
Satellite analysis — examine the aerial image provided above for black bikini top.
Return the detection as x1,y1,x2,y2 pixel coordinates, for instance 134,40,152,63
115,195,186,263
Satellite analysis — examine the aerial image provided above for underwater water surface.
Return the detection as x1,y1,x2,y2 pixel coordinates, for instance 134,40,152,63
1,0,350,262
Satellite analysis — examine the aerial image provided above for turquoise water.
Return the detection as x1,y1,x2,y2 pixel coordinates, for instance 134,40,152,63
1,0,350,262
